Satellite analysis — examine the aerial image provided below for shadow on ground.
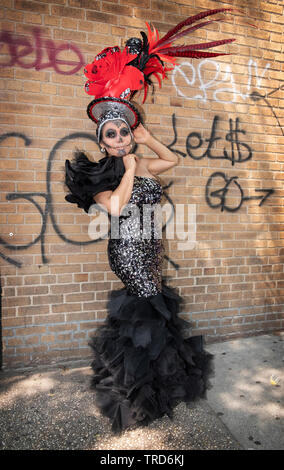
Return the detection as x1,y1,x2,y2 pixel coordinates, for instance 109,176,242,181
0,333,283,450
0,362,240,450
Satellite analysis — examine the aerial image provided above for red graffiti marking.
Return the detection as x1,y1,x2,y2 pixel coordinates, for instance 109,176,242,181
0,28,85,75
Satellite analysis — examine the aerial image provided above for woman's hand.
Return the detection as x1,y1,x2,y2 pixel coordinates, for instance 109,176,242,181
133,123,151,145
123,154,137,171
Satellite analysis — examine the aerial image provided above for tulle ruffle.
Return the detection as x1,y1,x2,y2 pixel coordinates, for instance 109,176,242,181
65,152,125,213
89,281,214,433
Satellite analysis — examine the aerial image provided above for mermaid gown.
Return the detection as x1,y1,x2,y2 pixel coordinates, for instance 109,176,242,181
65,153,214,433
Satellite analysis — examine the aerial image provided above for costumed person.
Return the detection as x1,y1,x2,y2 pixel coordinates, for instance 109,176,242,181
64,8,236,433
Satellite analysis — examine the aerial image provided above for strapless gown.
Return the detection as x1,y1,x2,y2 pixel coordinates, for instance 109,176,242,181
87,175,214,433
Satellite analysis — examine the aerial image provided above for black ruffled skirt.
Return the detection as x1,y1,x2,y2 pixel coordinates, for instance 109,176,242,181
89,281,214,433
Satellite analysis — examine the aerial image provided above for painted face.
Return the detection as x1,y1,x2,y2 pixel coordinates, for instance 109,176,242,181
100,119,132,157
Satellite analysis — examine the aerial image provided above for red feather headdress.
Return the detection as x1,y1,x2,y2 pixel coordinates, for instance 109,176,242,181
85,8,238,128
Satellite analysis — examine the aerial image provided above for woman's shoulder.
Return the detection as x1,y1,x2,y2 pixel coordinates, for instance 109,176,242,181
134,156,152,174
135,156,161,179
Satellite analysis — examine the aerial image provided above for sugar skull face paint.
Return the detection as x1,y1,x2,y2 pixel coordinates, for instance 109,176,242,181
100,119,133,157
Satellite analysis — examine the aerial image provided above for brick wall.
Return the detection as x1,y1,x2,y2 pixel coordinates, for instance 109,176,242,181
0,0,283,369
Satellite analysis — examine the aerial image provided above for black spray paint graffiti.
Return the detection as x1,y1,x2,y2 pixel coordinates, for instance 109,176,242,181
167,114,253,164
170,114,253,164
0,132,177,269
167,113,274,212
1,103,278,266
205,172,274,212
186,116,252,165
250,84,284,137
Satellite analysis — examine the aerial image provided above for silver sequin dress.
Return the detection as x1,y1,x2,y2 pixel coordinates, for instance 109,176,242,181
108,176,165,297
65,153,214,433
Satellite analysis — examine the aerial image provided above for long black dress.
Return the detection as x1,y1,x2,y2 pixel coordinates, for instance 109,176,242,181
65,152,214,433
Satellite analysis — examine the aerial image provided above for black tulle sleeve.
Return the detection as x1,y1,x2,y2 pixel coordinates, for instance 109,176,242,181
64,151,125,213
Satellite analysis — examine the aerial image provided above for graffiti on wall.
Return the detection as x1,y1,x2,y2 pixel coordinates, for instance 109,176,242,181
167,113,275,213
205,172,273,212
0,131,177,269
0,28,84,75
250,84,284,137
185,116,253,165
172,59,271,104
0,107,277,267
0,30,280,268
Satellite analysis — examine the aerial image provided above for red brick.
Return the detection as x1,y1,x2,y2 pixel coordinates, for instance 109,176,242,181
51,5,85,19
120,0,150,6
18,305,50,316
86,10,118,24
15,326,47,336
69,0,100,9
15,0,50,14
102,2,133,16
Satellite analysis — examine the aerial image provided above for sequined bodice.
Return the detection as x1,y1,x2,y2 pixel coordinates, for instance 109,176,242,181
107,175,165,297
111,176,163,240
128,176,163,205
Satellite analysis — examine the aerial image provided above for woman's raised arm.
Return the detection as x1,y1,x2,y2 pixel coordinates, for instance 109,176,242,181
133,124,178,175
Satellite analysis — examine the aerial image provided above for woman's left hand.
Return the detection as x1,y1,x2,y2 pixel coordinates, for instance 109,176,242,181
133,123,151,145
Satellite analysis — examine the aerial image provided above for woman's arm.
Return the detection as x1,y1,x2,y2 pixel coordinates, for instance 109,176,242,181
94,155,136,217
133,124,178,175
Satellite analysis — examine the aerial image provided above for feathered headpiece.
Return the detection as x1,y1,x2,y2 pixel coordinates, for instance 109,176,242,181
85,8,237,132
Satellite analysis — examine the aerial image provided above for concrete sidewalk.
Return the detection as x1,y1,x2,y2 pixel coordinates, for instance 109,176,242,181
0,332,283,450
206,332,284,451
